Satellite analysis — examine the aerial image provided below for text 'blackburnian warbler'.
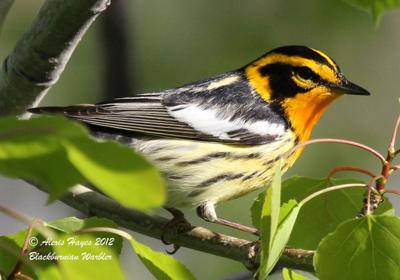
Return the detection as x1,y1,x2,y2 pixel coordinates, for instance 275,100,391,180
29,46,370,234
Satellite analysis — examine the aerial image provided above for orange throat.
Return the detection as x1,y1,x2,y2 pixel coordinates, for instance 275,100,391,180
282,90,342,143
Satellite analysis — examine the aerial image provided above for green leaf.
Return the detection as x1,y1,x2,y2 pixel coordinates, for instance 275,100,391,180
0,116,165,210
0,230,27,276
47,217,123,255
282,268,310,280
36,266,63,280
0,116,86,200
47,218,195,280
265,201,300,278
252,177,393,250
259,164,302,279
129,237,196,280
54,234,125,280
0,217,124,280
259,165,281,280
315,215,400,280
64,138,165,211
268,164,282,249
343,0,400,25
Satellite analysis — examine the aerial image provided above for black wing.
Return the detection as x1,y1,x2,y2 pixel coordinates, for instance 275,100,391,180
29,72,288,144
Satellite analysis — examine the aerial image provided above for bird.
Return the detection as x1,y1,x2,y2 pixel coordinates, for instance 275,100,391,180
29,45,370,235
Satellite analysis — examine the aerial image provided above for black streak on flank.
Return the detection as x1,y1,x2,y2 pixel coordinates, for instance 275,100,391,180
176,152,262,166
262,157,280,166
156,156,176,162
241,171,258,182
176,152,230,166
188,189,207,197
197,173,244,188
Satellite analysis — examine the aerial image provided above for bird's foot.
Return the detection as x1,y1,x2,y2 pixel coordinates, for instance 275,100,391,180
161,207,192,254
197,203,260,236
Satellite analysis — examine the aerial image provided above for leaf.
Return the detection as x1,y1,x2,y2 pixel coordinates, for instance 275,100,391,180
268,164,282,249
0,230,27,276
282,268,310,280
343,0,400,25
315,215,400,280
259,199,301,278
264,201,300,278
259,165,281,280
47,219,196,280
54,234,126,280
0,217,124,280
36,266,63,280
129,238,196,280
47,217,123,255
0,116,86,200
251,177,393,250
0,116,165,210
64,138,165,211
259,164,302,279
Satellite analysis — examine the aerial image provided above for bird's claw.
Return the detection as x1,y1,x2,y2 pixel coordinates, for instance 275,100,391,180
161,207,192,254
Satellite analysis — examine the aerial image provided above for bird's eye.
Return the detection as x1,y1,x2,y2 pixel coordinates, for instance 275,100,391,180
295,67,315,80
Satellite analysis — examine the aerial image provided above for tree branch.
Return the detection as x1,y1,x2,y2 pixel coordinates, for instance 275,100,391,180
0,0,111,116
34,184,314,272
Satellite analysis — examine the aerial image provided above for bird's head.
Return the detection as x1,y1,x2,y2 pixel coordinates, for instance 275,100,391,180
244,45,370,142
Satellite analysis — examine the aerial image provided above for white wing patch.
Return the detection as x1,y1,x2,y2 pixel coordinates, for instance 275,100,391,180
207,76,240,90
168,104,285,140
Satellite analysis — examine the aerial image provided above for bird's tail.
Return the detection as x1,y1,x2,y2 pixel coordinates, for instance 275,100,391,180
28,106,68,115
28,105,101,117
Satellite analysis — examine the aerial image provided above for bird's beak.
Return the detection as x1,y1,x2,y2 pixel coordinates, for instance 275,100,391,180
329,78,371,96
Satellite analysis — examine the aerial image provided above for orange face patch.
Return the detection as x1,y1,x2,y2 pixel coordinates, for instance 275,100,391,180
281,88,342,166
281,88,342,142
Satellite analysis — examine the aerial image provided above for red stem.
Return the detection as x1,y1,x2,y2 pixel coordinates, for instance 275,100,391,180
389,114,400,152
391,165,400,171
288,138,386,163
383,188,400,196
327,166,376,178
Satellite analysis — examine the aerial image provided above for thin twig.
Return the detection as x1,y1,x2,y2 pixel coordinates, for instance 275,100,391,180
383,188,400,196
327,166,376,178
300,183,366,206
288,138,386,163
389,114,400,153
13,273,33,280
0,204,32,225
0,204,54,238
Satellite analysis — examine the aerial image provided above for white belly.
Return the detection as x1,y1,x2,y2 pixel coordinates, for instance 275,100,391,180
132,132,296,208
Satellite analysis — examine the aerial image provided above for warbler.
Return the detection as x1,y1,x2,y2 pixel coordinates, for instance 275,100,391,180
29,46,370,234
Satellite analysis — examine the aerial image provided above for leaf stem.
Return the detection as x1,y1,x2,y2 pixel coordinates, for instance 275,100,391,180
0,204,31,225
383,188,400,196
389,114,400,153
327,166,376,178
300,183,366,206
77,227,132,240
288,138,386,163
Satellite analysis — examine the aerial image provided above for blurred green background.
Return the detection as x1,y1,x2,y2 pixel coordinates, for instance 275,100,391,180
1,0,400,279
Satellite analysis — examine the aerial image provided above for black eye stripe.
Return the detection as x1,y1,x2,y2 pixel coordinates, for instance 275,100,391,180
294,67,320,82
